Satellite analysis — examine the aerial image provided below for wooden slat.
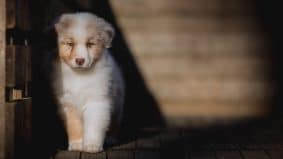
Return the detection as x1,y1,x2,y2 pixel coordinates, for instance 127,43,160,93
54,151,81,159
267,150,283,159
216,150,242,159
14,100,32,158
16,0,30,29
107,150,133,159
112,142,136,150
4,103,15,159
15,46,28,85
5,45,16,87
241,150,270,159
81,152,106,159
135,151,160,159
0,0,5,158
6,0,16,29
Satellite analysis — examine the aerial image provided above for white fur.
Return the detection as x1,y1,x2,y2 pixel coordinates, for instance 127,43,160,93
51,13,124,153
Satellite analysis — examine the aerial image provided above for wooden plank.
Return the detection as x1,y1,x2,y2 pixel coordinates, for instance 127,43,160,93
6,0,16,28
216,150,242,159
14,100,32,157
54,151,81,159
267,150,283,159
107,150,133,159
4,103,15,159
15,46,27,85
5,45,16,87
112,141,136,150
135,151,160,159
81,151,106,159
16,0,30,29
241,150,269,159
0,0,6,158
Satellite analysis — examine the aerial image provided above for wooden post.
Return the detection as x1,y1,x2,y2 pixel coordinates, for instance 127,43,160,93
0,0,6,158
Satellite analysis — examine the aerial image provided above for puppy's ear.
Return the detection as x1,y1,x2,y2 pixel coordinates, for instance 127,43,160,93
101,22,115,48
54,14,73,34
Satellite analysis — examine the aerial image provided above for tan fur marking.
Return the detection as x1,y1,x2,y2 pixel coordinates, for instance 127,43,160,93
62,103,83,142
59,44,77,64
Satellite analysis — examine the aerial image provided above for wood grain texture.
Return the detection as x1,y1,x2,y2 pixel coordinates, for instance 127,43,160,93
81,151,106,159
0,0,5,158
107,151,133,159
54,151,81,159
6,0,15,28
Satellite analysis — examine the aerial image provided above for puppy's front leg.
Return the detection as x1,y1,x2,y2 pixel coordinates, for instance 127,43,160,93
62,105,83,151
83,100,111,153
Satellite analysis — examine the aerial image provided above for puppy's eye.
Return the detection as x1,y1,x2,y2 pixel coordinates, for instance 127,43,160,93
64,42,74,47
86,42,96,48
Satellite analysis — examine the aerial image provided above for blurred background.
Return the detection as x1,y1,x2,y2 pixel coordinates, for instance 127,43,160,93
108,0,277,127
3,0,283,158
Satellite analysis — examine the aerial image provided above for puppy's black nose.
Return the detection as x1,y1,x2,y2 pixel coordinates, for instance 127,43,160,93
75,58,85,66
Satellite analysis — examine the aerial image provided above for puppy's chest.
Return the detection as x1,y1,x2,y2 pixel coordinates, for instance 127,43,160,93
55,71,110,107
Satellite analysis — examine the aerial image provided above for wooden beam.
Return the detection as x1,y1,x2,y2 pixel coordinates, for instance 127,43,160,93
0,0,6,158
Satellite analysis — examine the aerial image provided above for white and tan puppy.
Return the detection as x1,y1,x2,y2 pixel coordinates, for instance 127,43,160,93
51,12,124,153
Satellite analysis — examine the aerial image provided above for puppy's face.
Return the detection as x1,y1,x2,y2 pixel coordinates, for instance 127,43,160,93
54,13,114,69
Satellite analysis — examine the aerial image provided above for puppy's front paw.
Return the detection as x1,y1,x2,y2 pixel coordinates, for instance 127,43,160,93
83,143,103,153
68,140,83,151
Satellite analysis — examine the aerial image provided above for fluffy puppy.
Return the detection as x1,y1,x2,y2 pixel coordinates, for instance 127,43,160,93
51,12,124,153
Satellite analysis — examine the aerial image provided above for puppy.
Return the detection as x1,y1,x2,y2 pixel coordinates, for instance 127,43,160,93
51,12,124,153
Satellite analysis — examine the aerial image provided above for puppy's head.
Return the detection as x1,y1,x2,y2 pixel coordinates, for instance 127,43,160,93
54,13,114,69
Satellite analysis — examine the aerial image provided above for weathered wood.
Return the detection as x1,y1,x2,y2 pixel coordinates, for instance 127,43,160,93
14,100,32,158
5,45,16,87
107,150,133,159
15,46,28,85
4,103,15,159
54,151,81,159
135,151,160,159
16,0,30,29
6,0,16,28
112,142,136,150
81,151,106,159
0,0,6,158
